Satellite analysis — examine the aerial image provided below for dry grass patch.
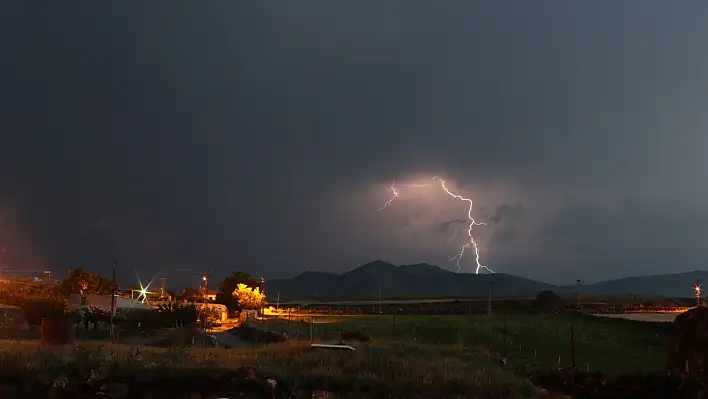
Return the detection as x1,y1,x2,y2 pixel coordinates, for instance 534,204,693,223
0,341,535,397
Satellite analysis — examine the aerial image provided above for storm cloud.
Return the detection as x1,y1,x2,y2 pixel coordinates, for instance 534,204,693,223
2,1,708,286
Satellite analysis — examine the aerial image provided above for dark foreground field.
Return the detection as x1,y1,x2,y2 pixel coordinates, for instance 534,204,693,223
0,340,534,398
0,313,674,398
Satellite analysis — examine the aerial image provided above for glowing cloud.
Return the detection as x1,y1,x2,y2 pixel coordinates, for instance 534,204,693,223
379,177,492,274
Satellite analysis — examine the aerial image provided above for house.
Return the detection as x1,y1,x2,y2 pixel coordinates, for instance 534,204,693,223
194,303,228,321
200,288,217,301
0,304,25,325
179,288,218,302
68,294,153,313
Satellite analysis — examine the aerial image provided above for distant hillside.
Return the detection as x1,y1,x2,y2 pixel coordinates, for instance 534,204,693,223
566,270,708,298
266,260,555,301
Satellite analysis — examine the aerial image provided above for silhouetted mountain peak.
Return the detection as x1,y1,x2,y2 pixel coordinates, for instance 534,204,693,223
268,260,552,301
342,260,396,276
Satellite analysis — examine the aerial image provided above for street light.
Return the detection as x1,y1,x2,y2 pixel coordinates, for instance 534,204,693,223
137,287,151,303
695,284,702,307
201,275,209,333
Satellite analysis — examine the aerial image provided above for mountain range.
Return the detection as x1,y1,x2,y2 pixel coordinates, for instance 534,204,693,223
266,260,708,301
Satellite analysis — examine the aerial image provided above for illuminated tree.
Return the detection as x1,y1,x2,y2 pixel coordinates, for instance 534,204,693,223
217,271,258,311
232,283,266,310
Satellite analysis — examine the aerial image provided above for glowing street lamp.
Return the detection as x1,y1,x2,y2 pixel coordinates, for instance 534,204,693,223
137,286,151,303
696,284,703,307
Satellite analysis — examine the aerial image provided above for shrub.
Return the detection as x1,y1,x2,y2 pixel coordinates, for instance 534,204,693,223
20,299,66,327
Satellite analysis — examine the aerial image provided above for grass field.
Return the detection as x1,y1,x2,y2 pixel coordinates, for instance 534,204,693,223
0,339,534,397
0,313,675,397
261,313,671,375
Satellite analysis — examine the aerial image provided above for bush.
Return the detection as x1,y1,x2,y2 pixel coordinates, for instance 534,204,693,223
535,290,563,313
20,299,66,327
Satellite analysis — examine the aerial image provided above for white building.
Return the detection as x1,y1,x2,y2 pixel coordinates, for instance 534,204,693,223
68,294,153,313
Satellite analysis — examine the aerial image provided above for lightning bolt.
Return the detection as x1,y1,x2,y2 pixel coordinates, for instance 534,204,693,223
377,183,432,212
378,177,493,274
377,182,400,212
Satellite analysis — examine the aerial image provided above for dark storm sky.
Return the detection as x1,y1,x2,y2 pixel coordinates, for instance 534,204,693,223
2,2,708,287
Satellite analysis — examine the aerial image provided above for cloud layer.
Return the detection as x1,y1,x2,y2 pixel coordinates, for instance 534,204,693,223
2,2,708,285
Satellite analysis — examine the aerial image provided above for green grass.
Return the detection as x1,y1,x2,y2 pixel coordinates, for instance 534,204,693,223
0,340,534,398
0,314,671,397
262,313,670,375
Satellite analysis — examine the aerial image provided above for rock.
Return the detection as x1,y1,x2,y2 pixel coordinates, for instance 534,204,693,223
52,373,68,389
87,368,108,388
235,366,258,381
263,377,277,391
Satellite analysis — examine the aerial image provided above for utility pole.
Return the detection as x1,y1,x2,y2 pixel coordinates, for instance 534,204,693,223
201,273,209,334
159,277,167,300
110,257,117,342
576,279,582,312
570,324,576,368
276,292,280,311
487,281,493,315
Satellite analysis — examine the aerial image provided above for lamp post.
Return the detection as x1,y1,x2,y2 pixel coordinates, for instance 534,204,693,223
110,257,117,342
202,275,208,332
695,284,702,307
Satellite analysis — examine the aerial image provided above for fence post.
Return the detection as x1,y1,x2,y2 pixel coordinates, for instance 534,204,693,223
501,316,508,365
570,324,576,368
392,312,396,339
309,317,313,341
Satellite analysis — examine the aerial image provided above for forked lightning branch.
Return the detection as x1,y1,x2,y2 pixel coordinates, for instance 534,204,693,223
378,176,493,274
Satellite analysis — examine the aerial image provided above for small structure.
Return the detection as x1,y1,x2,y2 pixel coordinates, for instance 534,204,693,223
41,315,73,346
240,309,258,322
310,343,355,351
667,306,708,380
0,304,25,326
194,303,228,322
68,294,153,313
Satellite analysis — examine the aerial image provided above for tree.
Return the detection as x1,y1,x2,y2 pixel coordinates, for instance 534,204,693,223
0,280,66,326
232,283,266,310
218,271,258,295
216,271,258,311
535,290,564,313
60,267,116,297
